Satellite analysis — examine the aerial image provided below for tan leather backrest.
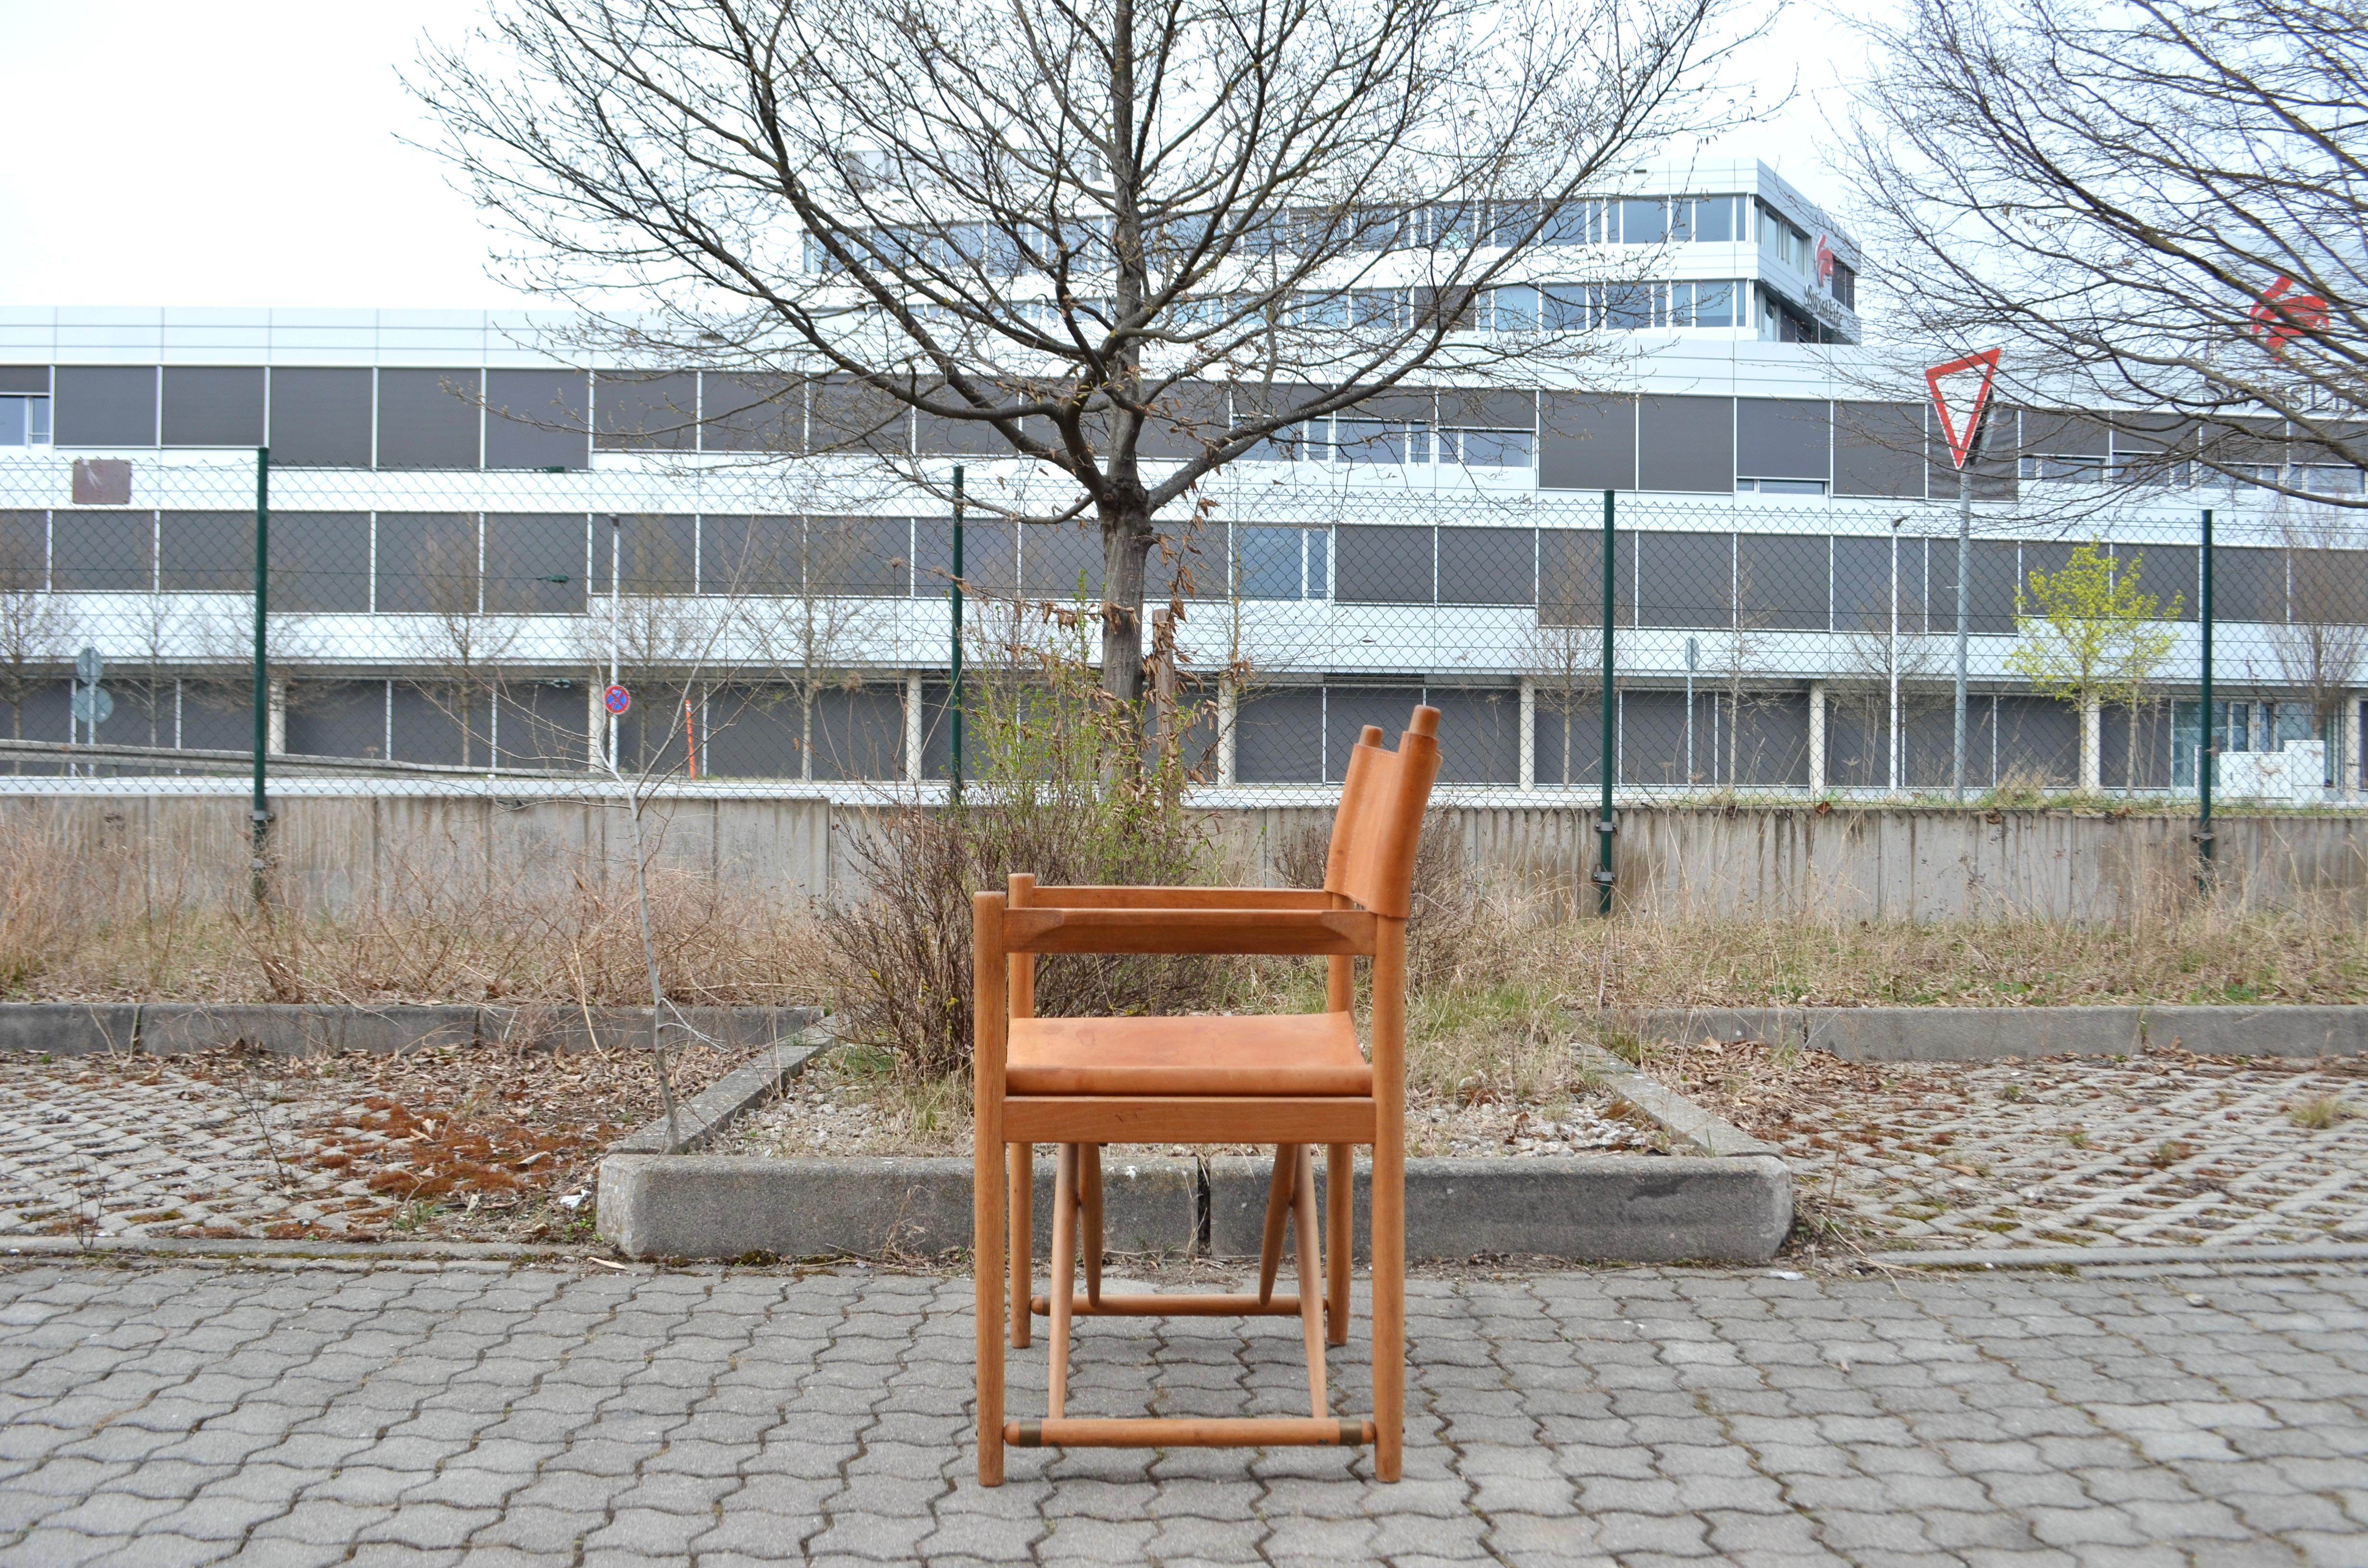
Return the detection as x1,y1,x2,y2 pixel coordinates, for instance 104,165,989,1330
1321,705,1442,919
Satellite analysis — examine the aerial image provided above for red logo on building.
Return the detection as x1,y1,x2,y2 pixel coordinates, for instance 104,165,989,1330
1814,234,1836,284
2249,276,2327,355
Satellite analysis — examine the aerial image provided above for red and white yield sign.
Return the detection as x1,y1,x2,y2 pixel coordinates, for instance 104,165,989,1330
1925,347,2002,469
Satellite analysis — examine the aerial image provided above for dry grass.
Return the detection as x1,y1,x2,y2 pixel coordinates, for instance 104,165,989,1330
0,821,831,1008
2288,1093,2358,1130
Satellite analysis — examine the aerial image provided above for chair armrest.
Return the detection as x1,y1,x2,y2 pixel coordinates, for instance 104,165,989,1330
1025,886,1336,911
1001,906,1375,956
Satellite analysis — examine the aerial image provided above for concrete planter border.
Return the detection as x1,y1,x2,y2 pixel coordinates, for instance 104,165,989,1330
1628,1004,2368,1062
0,1002,823,1058
596,1151,1793,1266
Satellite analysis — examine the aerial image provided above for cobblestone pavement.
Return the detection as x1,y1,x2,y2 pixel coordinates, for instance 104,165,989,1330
1659,1043,2368,1252
2,1256,2366,1566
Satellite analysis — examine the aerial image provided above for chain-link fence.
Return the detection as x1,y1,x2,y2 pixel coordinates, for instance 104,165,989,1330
1,450,2362,811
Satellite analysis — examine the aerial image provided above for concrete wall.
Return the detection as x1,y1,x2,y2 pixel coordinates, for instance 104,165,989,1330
6,790,2362,923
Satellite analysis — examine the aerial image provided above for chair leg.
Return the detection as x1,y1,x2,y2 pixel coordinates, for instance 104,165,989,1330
1049,1143,1079,1421
1256,1143,1296,1305
1325,1142,1352,1347
1081,1143,1104,1309
1372,1133,1404,1482
1008,1142,1033,1349
1291,1144,1327,1417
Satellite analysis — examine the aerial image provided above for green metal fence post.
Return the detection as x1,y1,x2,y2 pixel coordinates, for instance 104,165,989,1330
2197,507,2215,891
250,447,271,909
1596,488,1616,917
950,465,965,803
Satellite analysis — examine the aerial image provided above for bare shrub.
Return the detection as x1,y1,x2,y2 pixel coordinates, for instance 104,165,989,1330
822,612,1221,1078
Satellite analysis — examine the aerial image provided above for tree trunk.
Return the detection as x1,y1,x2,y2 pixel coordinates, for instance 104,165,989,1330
1098,488,1154,709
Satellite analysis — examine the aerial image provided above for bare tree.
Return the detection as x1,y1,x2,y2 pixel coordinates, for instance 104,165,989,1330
415,0,1759,720
403,530,519,770
1844,0,2368,503
1526,540,1603,788
2269,509,2368,787
1829,612,1952,796
0,527,74,755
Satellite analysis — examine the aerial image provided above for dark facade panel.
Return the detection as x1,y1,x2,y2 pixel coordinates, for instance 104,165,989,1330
1636,530,1732,628
485,514,589,612
485,369,589,470
1930,538,2021,635
53,367,156,447
1437,527,1534,606
1904,696,1998,788
377,369,481,469
810,375,910,456
1734,399,1830,482
0,367,49,394
2217,545,2285,624
1438,388,1537,430
2100,701,2174,790
287,681,388,760
701,373,804,453
375,513,480,614
499,680,587,770
1136,382,1230,462
915,516,1018,596
179,684,257,753
1996,694,2079,786
1638,396,1733,493
1831,535,1892,635
52,509,153,591
1324,686,1427,782
592,513,693,595
2290,548,2368,625
1335,525,1433,604
2127,541,2198,622
1732,691,1812,787
0,513,45,588
1538,394,1635,491
699,514,802,597
390,683,471,765
594,372,698,451
1235,687,1324,782
268,368,374,467
1021,523,1103,599
1620,690,1714,787
274,513,371,613
814,686,907,780
702,687,799,778
1539,528,1634,626
1427,686,1521,783
1737,534,1829,630
1927,406,2018,499
158,510,249,594
1835,402,1925,498
161,367,265,447
1825,688,1889,788
914,382,1020,455
1532,700,1603,786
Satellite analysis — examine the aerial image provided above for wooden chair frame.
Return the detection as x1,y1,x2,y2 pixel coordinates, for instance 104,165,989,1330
972,707,1440,1485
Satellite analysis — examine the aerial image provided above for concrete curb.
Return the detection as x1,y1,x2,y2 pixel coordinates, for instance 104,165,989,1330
1574,1041,1779,1158
598,1152,1794,1264
1865,1241,2368,1270
0,1003,823,1058
596,1154,1200,1262
610,1037,826,1154
1624,1004,2368,1062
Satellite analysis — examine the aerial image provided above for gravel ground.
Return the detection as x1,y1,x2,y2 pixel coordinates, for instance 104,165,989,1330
721,1052,1664,1160
0,1042,742,1244
1646,1037,2368,1252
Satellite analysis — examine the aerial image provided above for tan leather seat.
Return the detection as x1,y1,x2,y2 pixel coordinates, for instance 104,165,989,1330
1006,1013,1371,1097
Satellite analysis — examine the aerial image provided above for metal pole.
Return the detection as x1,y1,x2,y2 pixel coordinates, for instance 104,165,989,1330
1596,488,1616,916
608,515,621,772
1889,522,1901,795
1952,431,1974,803
950,465,965,803
2198,507,2215,890
250,447,271,909
1684,637,1697,789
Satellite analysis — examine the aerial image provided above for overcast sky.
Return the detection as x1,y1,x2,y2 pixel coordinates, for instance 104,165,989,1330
0,0,1864,311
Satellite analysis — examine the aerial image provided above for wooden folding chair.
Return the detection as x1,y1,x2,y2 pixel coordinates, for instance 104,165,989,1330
972,704,1442,1485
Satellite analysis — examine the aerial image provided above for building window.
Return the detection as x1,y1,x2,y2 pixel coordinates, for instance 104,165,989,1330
1233,526,1328,599
1443,429,1533,467
1736,478,1826,495
0,396,50,446
1831,260,1857,311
